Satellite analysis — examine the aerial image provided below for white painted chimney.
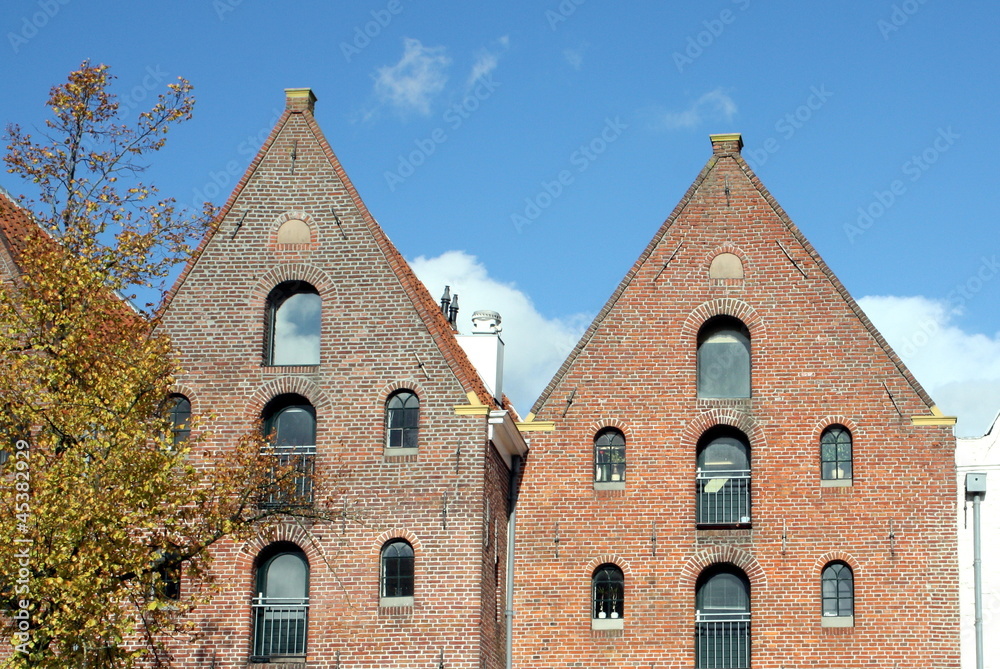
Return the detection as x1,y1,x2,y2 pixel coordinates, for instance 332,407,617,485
457,310,504,402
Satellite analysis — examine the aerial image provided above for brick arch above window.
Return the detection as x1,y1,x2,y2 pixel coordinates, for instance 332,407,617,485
235,524,325,573
249,263,335,311
811,415,859,443
680,409,765,451
246,377,332,419
373,529,424,558
376,380,428,408
812,551,861,579
678,547,767,593
168,383,200,412
586,418,634,442
704,244,749,280
583,554,634,580
681,298,765,345
269,210,321,247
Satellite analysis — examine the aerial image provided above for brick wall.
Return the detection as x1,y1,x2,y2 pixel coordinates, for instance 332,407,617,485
512,136,960,668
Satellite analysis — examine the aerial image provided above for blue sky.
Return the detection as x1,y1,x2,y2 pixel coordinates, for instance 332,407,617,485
2,0,999,435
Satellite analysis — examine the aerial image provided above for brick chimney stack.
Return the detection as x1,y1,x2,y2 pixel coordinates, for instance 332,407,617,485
285,87,317,113
709,132,743,155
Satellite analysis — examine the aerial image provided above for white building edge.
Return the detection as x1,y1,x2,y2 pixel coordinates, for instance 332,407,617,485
957,411,1000,669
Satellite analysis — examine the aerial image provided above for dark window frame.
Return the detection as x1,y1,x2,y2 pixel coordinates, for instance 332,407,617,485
261,395,316,507
594,428,626,483
696,427,751,527
385,390,420,449
697,316,751,399
821,561,854,618
696,566,751,669
381,539,415,598
592,564,624,620
820,426,853,481
265,281,321,367
251,545,310,661
166,394,191,449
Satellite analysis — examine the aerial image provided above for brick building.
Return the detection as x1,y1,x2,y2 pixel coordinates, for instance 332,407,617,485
512,133,961,667
0,90,963,667
155,88,526,667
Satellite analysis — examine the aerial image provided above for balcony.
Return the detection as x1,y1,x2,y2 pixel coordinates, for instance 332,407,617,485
696,469,750,526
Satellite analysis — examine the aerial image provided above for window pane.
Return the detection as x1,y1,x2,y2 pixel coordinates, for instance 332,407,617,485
168,395,191,447
698,325,750,398
263,553,308,599
271,291,321,365
592,565,624,618
386,392,419,449
273,406,316,446
382,542,414,597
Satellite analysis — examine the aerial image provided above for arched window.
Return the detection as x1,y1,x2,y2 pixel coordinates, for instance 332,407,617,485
594,428,626,484
822,562,854,620
381,540,414,600
696,566,750,669
592,564,624,620
262,395,316,506
697,317,751,398
696,427,751,526
386,391,419,449
166,394,191,448
266,281,321,366
252,545,309,660
821,426,853,482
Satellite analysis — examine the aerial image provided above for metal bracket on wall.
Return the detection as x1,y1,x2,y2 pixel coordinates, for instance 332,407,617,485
438,649,445,668
652,242,683,284
651,523,657,557
454,443,461,474
562,388,576,417
889,520,896,559
230,210,248,239
781,520,788,556
882,381,903,417
442,491,449,530
413,351,430,379
776,240,807,278
290,139,298,174
554,521,560,559
330,205,347,239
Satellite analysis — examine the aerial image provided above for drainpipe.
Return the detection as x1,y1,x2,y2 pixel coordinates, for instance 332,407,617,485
965,472,987,669
505,455,523,669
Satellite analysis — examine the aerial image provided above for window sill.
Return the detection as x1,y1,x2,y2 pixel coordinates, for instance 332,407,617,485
594,481,625,491
383,447,418,460
821,615,854,628
262,365,320,374
820,478,852,488
380,595,414,615
591,617,623,630
249,657,306,666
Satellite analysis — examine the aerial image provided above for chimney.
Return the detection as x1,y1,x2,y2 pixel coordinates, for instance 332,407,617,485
285,87,317,113
456,310,504,402
709,132,743,156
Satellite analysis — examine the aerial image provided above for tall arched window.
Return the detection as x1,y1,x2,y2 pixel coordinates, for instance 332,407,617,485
821,426,853,482
594,428,626,484
385,391,419,449
166,394,191,448
821,562,854,622
696,566,750,669
381,540,415,601
266,281,321,366
697,317,751,398
696,427,751,526
262,395,316,506
252,545,309,661
592,564,624,620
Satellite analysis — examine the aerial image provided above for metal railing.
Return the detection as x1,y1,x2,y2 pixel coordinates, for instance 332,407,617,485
696,612,750,668
261,446,315,507
251,596,309,659
696,469,750,525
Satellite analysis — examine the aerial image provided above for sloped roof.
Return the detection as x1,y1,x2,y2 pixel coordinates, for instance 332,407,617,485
531,137,936,415
160,94,500,410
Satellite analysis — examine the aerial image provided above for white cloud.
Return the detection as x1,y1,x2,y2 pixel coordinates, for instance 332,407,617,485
857,295,1000,437
409,250,589,416
658,88,738,130
374,38,451,116
466,36,509,87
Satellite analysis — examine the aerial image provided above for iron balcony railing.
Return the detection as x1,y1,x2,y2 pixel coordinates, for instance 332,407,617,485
696,469,751,525
696,612,750,669
251,596,309,659
261,446,316,507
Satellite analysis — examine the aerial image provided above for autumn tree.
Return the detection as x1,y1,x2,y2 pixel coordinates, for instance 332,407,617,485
0,62,329,667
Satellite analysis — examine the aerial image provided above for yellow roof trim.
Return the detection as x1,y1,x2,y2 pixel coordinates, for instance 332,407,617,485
516,412,556,432
911,405,957,426
454,391,489,415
